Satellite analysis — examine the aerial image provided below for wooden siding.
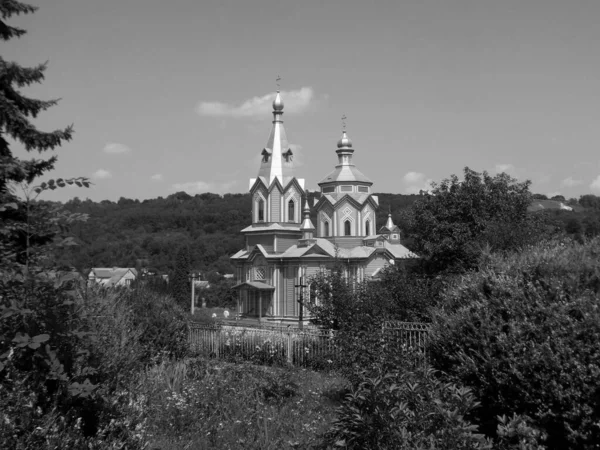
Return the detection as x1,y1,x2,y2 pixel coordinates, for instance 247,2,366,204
331,237,365,249
247,235,274,253
277,235,300,252
270,188,281,222
284,267,297,317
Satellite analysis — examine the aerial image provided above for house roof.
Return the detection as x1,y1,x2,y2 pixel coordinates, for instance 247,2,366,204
90,268,137,287
232,281,276,290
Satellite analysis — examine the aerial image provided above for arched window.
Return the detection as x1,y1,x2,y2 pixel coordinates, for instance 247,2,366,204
324,221,330,237
258,199,265,222
344,220,351,236
365,219,370,236
288,199,295,222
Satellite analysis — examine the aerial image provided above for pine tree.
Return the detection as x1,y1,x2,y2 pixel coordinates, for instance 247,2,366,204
170,246,192,310
1,1,73,195
1,2,88,265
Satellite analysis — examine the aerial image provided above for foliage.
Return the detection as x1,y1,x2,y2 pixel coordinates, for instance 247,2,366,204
429,236,600,449
319,367,493,450
408,167,557,274
306,265,438,381
144,358,343,449
170,245,192,310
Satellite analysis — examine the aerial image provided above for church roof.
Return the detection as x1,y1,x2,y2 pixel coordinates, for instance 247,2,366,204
255,91,297,187
240,223,302,233
319,165,372,184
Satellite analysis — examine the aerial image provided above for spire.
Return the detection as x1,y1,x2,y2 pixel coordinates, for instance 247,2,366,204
385,213,395,230
300,199,315,233
299,198,316,246
256,88,295,186
335,115,355,167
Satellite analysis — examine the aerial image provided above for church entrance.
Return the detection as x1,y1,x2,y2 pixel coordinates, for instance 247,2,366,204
233,281,275,321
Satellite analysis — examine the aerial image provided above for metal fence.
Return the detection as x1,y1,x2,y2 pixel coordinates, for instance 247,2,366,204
188,321,431,368
189,323,339,368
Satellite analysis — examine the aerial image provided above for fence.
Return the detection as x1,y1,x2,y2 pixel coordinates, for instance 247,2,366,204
189,321,431,369
189,323,339,369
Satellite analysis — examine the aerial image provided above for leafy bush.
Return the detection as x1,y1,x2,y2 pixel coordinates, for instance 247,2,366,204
319,367,492,449
430,236,600,449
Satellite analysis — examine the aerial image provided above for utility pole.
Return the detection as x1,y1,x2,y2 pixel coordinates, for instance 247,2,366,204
188,272,199,315
295,276,307,330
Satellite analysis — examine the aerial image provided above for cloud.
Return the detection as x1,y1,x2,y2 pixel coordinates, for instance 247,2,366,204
103,142,131,154
171,180,237,194
561,176,583,188
402,171,432,194
494,163,514,174
403,172,425,184
590,175,600,193
151,173,163,181
197,87,315,119
92,169,112,179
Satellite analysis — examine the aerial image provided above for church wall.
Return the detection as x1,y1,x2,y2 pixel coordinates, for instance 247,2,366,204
277,235,300,252
247,235,274,253
336,201,360,236
283,188,302,223
330,237,364,249
284,266,297,317
270,188,281,222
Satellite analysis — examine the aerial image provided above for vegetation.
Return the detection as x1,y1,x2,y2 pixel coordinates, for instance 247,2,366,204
429,236,600,449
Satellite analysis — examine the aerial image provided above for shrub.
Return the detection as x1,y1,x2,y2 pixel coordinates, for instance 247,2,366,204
430,236,600,449
319,367,492,449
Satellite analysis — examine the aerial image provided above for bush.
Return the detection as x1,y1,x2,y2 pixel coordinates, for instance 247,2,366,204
319,367,492,449
430,236,600,449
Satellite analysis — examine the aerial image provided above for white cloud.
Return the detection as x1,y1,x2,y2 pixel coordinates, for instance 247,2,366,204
103,142,131,154
402,171,432,194
151,173,164,181
590,175,600,193
197,87,315,119
171,180,237,194
92,169,112,180
561,176,583,188
403,172,425,184
494,163,514,174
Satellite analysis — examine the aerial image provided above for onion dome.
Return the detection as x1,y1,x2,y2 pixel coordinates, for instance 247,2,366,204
337,130,353,149
273,91,284,111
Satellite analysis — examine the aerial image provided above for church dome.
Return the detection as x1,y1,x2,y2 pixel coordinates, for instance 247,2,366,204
337,130,352,148
273,91,284,111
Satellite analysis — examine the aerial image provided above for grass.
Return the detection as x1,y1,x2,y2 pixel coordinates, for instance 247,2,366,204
143,357,347,449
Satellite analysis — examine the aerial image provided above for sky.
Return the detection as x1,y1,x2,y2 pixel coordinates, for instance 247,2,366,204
6,0,600,202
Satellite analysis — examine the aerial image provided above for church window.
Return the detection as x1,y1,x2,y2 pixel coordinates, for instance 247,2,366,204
358,186,369,193
258,198,265,222
341,185,353,192
254,266,266,281
288,199,295,222
322,186,335,193
365,220,370,236
392,234,399,240
344,220,351,236
324,221,330,237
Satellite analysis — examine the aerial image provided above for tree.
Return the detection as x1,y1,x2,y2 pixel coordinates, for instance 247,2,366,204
1,1,87,265
550,194,566,202
170,246,192,310
408,167,552,274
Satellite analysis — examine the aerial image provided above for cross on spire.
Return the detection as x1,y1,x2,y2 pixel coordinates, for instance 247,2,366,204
276,75,281,90
342,114,347,131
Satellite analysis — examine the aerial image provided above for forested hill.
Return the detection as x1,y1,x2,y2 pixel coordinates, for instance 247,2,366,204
56,192,422,275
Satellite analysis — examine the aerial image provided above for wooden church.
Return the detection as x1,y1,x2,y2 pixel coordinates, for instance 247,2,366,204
231,90,417,324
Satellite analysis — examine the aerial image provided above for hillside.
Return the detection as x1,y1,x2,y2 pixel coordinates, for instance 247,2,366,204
55,192,422,275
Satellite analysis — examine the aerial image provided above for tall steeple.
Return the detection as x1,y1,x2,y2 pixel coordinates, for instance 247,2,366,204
256,90,295,186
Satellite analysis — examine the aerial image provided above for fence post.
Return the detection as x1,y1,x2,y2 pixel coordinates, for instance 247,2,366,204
287,331,292,365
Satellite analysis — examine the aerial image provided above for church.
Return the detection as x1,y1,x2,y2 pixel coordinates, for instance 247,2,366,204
231,90,417,324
